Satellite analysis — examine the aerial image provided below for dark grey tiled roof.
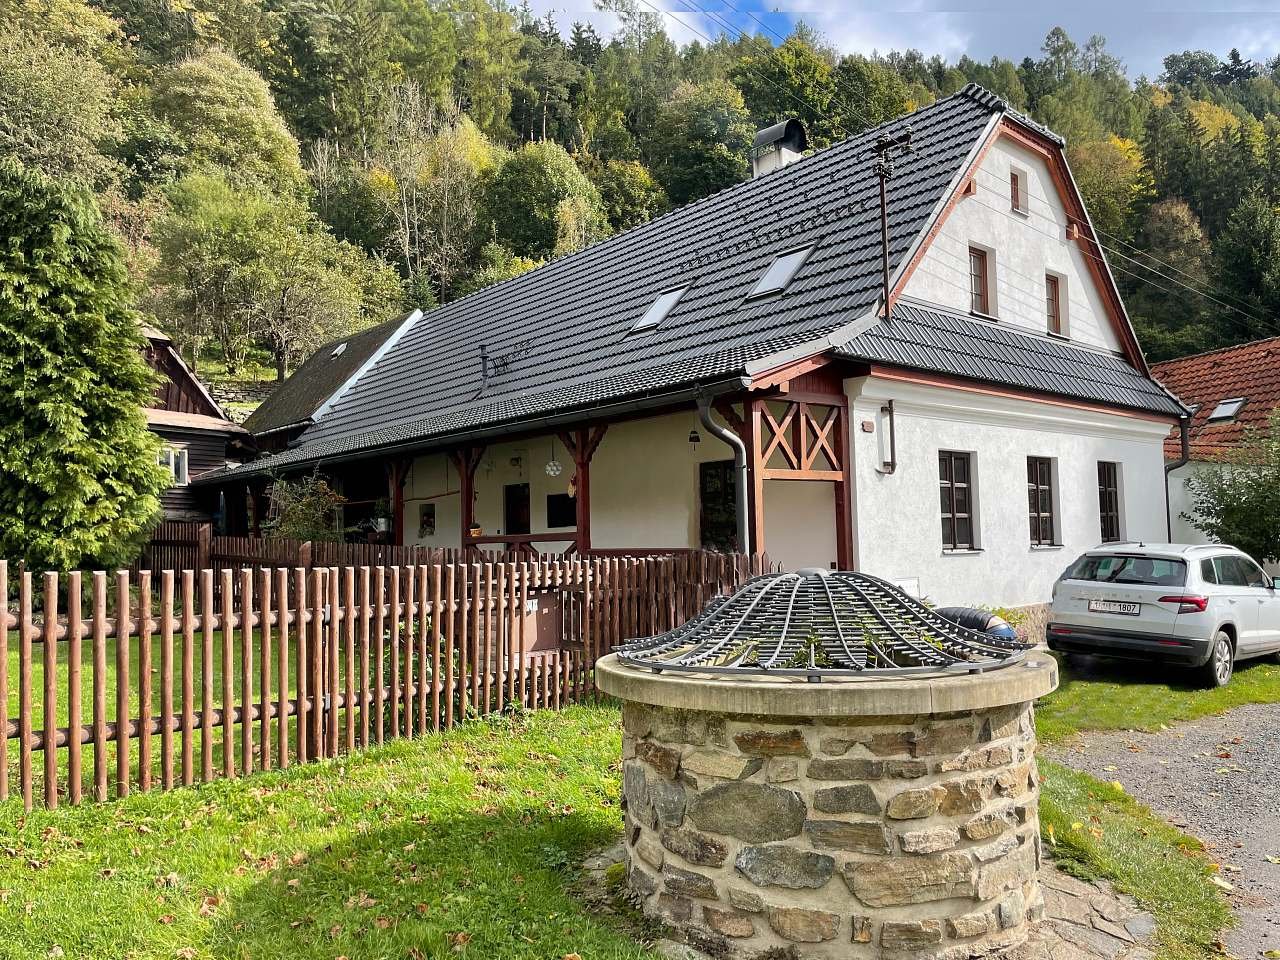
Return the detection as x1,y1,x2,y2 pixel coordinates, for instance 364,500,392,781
204,84,1172,485
836,300,1184,417
300,89,996,443
242,313,413,435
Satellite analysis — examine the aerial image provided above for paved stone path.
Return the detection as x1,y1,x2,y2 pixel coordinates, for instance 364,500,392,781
1049,701,1280,960
580,842,1157,959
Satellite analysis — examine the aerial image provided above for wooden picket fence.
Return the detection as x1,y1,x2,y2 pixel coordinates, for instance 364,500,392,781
1,552,767,811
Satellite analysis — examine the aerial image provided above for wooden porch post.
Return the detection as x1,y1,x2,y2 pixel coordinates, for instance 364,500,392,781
559,426,608,555
450,447,485,555
834,401,853,570
386,458,411,545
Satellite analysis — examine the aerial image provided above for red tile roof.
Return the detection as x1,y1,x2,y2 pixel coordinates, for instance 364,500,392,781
1151,337,1280,460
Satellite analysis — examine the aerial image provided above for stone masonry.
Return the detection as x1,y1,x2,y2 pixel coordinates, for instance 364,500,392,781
620,699,1043,959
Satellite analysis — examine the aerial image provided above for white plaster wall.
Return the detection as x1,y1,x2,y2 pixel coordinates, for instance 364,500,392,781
400,410,842,569
901,137,1123,354
763,480,839,572
1167,462,1203,546
849,376,1171,607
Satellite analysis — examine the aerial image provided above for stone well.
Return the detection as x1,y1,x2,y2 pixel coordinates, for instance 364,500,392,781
597,570,1059,959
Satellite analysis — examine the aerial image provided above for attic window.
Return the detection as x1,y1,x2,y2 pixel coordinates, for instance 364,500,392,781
632,286,688,333
748,246,813,298
331,342,348,359
1010,167,1029,215
1207,397,1246,422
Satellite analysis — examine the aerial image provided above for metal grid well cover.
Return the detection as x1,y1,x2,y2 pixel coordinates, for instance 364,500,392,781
615,569,1030,680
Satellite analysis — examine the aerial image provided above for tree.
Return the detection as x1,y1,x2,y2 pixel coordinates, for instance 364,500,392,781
1123,200,1217,360
0,159,169,571
1066,134,1152,244
731,37,842,146
454,240,540,296
646,79,753,206
588,158,668,231
1214,191,1280,342
1183,410,1280,564
151,170,404,377
481,139,606,259
832,55,912,134
0,27,120,186
148,48,305,190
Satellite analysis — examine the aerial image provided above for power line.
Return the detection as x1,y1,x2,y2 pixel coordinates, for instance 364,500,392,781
630,0,844,142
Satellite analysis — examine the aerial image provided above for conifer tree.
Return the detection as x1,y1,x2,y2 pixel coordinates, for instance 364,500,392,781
0,159,169,571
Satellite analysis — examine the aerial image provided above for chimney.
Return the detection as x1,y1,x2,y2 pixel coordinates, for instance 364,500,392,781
751,118,808,178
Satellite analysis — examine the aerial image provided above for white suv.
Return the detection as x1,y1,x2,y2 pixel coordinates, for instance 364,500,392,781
1047,543,1280,687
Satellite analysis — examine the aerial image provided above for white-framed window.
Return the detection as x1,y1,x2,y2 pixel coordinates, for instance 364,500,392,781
939,451,979,550
1027,456,1058,546
158,445,189,485
1009,167,1029,215
1045,271,1068,337
968,243,997,317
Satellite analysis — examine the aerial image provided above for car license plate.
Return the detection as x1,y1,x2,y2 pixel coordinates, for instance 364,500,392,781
1088,600,1140,616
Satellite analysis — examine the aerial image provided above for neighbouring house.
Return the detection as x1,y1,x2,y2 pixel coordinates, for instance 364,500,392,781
1152,337,1280,547
201,84,1185,607
143,326,247,521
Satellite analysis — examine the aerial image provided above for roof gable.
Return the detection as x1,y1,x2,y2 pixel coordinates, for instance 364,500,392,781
243,312,418,436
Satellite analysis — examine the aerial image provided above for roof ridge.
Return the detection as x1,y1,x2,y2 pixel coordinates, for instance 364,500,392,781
1150,335,1280,368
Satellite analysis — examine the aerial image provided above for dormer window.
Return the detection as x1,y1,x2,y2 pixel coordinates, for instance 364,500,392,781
1208,397,1246,422
632,285,688,333
1010,168,1029,215
748,246,813,298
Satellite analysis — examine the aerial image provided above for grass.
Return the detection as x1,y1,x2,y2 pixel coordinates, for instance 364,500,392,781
1036,651,1280,744
1040,761,1231,960
0,705,651,960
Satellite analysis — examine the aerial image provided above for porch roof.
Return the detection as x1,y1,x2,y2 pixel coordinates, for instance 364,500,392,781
835,300,1185,417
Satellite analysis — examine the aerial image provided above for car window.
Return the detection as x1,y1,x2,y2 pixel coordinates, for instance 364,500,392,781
1200,558,1218,584
1241,557,1271,588
1214,556,1252,587
1065,554,1186,586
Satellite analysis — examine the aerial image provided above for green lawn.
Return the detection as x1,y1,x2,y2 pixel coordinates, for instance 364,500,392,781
0,651,1266,960
0,706,649,960
1036,651,1280,744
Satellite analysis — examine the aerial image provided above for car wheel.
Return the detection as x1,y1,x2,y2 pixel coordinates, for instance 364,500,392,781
1203,631,1234,688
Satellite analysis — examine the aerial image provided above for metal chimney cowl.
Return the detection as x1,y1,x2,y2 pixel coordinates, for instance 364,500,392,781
597,569,1059,959
751,118,809,178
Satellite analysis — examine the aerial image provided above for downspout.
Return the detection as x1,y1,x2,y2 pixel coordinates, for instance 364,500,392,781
697,393,751,556
1164,414,1191,542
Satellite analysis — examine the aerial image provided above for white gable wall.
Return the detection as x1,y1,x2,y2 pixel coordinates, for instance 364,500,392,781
849,376,1169,607
901,136,1123,354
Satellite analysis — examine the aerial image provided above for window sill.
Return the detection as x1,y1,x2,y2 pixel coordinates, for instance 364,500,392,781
1046,330,1070,342
942,548,983,556
969,310,998,323
1011,206,1030,218
1030,543,1064,551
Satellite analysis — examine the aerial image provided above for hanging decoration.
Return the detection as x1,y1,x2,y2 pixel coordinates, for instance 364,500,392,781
545,436,562,477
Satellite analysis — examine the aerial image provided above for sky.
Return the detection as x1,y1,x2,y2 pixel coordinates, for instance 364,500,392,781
527,1,1280,80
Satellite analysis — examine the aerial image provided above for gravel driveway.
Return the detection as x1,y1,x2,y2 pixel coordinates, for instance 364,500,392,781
1048,700,1280,959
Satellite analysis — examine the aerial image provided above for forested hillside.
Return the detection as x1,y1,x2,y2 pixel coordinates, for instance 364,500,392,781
4,0,1280,378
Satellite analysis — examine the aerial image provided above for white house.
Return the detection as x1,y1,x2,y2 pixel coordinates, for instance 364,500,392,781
1153,338,1276,556
204,84,1184,610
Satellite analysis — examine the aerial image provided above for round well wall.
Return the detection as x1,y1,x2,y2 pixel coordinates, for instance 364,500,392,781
599,655,1059,959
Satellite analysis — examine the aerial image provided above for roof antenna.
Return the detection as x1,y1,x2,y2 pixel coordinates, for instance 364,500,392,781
872,126,913,322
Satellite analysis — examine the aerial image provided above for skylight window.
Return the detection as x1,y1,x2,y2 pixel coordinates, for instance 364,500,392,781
1208,397,1246,422
749,246,813,298
632,286,687,333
